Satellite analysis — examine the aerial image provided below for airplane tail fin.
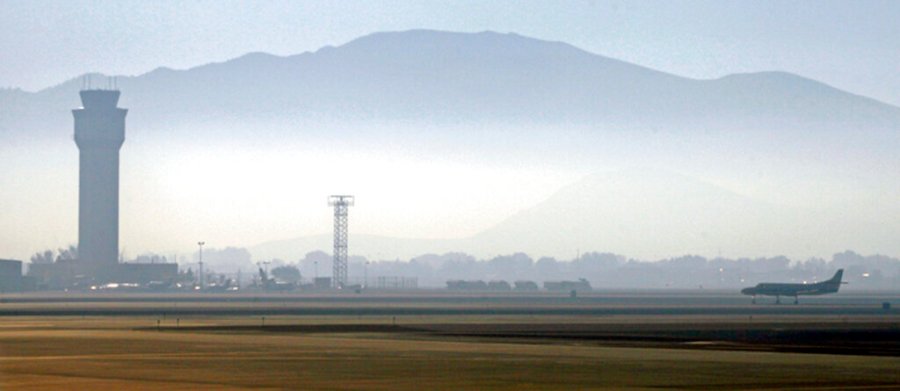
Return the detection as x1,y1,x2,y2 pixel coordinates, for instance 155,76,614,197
831,269,844,283
826,269,844,292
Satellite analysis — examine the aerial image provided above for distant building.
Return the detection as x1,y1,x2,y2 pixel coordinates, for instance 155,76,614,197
488,280,512,291
27,261,80,290
314,277,332,290
514,280,539,291
115,263,178,284
544,279,592,292
28,262,177,290
373,276,418,290
446,280,488,291
0,259,34,292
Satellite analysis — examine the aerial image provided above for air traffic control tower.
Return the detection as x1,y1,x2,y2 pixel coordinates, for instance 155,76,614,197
73,89,127,278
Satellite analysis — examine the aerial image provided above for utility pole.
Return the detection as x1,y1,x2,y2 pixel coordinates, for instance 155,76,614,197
328,195,354,288
197,241,205,289
258,261,271,277
257,261,271,288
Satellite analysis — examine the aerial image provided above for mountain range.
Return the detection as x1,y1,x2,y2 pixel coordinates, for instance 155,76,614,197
4,30,899,143
2,29,899,261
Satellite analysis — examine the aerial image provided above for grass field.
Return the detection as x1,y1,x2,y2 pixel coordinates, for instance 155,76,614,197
2,294,899,389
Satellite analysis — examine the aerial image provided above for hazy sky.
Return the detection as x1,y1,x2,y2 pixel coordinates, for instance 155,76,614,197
2,0,899,106
3,0,900,263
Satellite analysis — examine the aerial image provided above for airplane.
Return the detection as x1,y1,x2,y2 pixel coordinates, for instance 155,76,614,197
741,269,845,304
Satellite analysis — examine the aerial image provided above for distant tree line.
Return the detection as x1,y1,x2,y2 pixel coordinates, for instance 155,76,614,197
29,245,77,264
27,245,900,290
354,250,900,289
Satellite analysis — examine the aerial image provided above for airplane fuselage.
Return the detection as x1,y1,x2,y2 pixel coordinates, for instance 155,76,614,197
741,269,843,303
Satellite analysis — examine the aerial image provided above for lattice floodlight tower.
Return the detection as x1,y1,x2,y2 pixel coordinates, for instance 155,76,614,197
328,195,354,288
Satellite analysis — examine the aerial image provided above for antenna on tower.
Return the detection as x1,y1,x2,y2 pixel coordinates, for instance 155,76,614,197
328,195,355,289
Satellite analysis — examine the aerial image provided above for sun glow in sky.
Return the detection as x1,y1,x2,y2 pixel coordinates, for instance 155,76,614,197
1,135,578,260
149,142,575,243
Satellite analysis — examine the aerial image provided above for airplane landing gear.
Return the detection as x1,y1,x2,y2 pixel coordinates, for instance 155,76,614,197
794,295,799,305
776,295,781,305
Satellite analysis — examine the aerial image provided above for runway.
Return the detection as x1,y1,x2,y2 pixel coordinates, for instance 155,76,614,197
0,290,897,317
